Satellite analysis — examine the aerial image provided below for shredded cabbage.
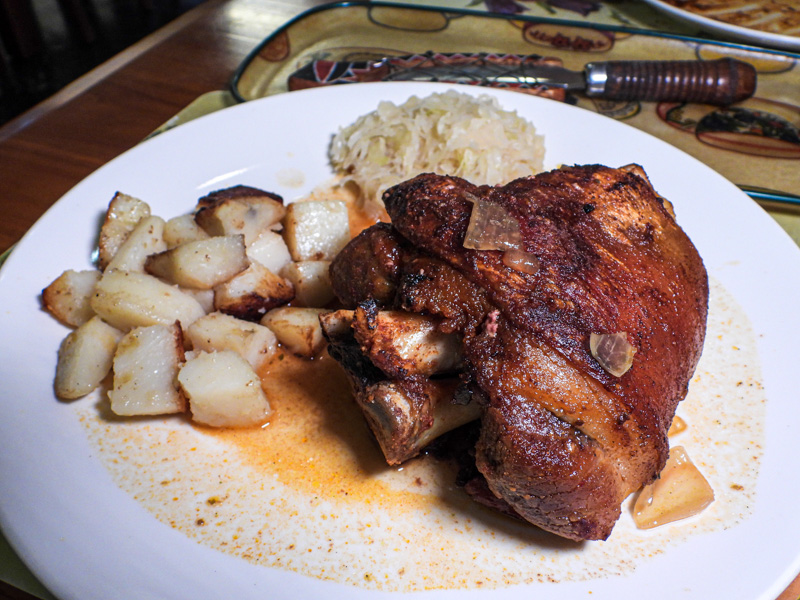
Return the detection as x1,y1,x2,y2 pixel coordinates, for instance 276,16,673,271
329,90,545,207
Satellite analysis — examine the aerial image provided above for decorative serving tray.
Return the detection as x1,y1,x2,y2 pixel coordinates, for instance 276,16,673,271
231,1,800,215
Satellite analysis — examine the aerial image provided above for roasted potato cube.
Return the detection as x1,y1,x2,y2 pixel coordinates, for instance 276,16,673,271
109,323,186,416
260,307,327,357
280,260,334,307
186,311,277,371
214,262,294,321
196,185,283,210
105,215,167,272
178,350,272,427
283,200,350,261
54,316,124,399
246,230,292,274
195,186,285,244
164,214,210,248
91,269,206,331
144,235,249,289
97,192,151,270
42,269,101,327
181,287,215,313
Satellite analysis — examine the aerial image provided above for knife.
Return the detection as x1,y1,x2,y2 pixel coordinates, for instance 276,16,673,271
288,52,756,106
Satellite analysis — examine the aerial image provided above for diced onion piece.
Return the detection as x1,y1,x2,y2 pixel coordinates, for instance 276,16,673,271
463,198,522,251
502,248,539,275
633,446,714,529
589,332,636,377
668,415,687,437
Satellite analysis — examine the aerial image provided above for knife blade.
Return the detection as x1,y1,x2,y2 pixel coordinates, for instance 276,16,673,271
288,52,756,106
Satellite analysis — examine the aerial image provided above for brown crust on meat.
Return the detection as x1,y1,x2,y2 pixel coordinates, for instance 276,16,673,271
330,223,409,308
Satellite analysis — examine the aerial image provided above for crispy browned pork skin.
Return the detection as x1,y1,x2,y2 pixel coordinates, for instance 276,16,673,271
324,164,709,541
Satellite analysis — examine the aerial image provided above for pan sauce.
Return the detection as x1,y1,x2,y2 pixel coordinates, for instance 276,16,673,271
77,278,765,592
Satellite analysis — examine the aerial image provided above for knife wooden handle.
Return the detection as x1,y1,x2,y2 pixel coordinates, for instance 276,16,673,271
590,58,756,106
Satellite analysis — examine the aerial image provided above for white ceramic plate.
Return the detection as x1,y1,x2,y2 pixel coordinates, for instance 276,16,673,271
641,0,800,52
1,82,799,600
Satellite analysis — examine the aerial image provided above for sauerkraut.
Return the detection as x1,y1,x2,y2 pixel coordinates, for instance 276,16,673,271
329,90,545,207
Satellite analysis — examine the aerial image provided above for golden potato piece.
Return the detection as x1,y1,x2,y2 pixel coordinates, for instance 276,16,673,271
280,260,334,307
283,200,350,261
178,350,272,427
213,262,294,321
144,235,249,290
105,215,167,273
91,269,206,331
109,323,186,416
260,307,327,358
186,311,278,371
246,230,292,274
97,192,151,270
181,287,215,313
42,269,100,327
195,186,285,244
164,214,210,248
54,316,123,399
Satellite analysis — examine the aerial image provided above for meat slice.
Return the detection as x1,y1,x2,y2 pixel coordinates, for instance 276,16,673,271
327,164,708,541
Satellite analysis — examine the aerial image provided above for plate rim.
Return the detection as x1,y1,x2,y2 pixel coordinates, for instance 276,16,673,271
640,0,800,52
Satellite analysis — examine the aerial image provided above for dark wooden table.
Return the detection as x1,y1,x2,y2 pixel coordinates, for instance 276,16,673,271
0,0,798,598
0,0,328,254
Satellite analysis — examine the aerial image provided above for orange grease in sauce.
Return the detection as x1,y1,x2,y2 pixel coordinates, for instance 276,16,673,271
204,352,443,514
197,189,443,515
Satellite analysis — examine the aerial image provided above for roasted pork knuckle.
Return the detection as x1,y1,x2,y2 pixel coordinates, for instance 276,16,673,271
324,164,708,541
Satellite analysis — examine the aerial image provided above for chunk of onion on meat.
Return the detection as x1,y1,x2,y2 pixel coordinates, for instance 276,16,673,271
463,197,540,275
589,332,636,377
463,197,522,251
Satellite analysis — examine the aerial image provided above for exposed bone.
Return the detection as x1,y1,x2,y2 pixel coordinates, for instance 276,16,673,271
351,304,463,378
320,308,463,377
359,378,481,465
320,307,479,465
